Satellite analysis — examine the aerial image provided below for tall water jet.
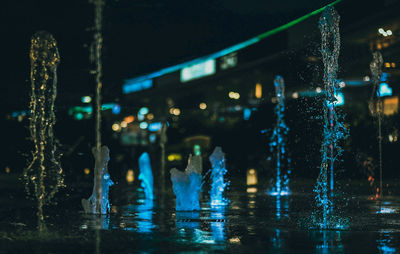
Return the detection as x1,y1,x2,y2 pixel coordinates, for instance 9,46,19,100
269,75,291,196
24,31,64,231
170,154,202,211
86,0,113,215
313,6,348,229
82,146,114,214
209,147,229,206
369,51,384,198
138,152,154,200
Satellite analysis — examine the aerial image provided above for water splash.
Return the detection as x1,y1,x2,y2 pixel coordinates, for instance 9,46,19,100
269,75,291,196
369,51,384,198
209,147,229,206
82,146,114,214
170,154,202,211
24,31,64,231
313,6,348,229
138,152,154,200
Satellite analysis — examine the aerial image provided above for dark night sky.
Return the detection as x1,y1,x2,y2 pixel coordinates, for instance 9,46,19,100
1,0,334,112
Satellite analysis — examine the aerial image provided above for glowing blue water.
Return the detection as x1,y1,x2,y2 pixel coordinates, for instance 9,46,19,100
312,6,349,229
210,208,226,241
138,152,154,200
209,147,229,206
170,154,203,211
82,146,114,214
268,75,291,196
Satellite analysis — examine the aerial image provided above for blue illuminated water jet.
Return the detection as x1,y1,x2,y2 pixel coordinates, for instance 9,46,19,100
209,147,229,206
170,154,203,211
138,152,154,200
268,75,291,196
313,6,348,229
82,146,114,214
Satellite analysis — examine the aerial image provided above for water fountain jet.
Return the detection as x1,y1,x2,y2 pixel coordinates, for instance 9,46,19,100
24,31,64,231
170,154,202,211
313,6,348,229
268,75,291,196
209,147,229,206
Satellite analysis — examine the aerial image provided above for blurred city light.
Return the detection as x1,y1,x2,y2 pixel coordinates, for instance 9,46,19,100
378,83,393,97
247,187,258,193
84,168,90,175
167,153,182,162
126,169,134,184
139,122,149,129
247,168,258,185
292,92,299,99
112,104,121,114
81,96,92,103
5,166,10,174
112,123,121,131
147,113,154,120
149,134,157,143
229,91,240,99
74,112,84,120
255,83,262,99
170,108,181,116
194,144,201,156
124,115,135,123
316,87,322,93
243,108,251,120
120,121,128,128
199,102,207,110
148,122,162,132
139,107,149,115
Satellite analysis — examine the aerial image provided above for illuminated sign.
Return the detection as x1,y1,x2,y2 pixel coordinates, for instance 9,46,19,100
123,79,153,94
220,52,237,70
180,59,216,82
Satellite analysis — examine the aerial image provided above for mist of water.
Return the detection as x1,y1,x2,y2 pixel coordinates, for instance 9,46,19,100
209,147,229,206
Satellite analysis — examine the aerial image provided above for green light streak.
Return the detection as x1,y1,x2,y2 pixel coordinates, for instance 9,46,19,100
123,0,343,90
258,0,342,40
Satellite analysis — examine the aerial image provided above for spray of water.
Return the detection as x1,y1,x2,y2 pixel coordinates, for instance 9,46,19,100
369,51,384,198
269,75,291,196
24,31,64,231
209,147,229,206
313,6,348,229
